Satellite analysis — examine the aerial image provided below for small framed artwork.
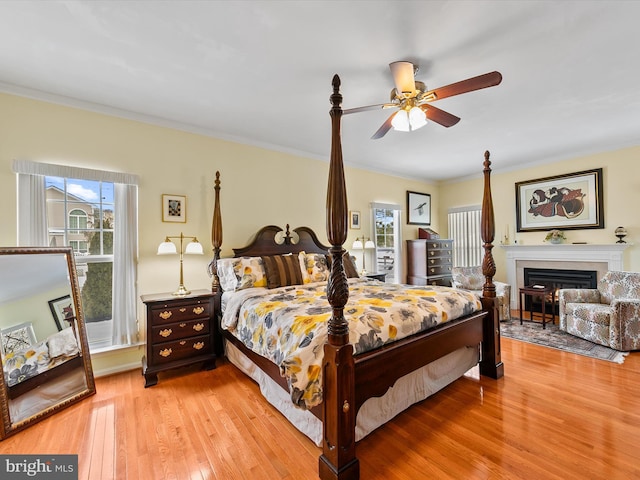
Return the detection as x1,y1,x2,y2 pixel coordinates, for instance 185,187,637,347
407,191,431,225
162,194,187,223
515,168,604,232
48,295,75,331
350,211,361,229
1,322,37,355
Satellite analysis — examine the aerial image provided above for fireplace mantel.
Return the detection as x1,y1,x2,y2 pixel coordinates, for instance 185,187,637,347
501,243,630,309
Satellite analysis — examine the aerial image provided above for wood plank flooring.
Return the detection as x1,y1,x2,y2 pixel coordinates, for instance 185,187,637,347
2,337,639,479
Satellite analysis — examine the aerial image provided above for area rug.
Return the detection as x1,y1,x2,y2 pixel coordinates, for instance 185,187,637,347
500,318,629,363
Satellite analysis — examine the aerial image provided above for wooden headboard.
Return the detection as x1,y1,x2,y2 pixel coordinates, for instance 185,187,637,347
232,224,330,257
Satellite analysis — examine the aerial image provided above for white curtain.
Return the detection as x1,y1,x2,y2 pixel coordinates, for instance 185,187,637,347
13,159,140,347
112,183,138,345
17,173,48,246
448,206,482,267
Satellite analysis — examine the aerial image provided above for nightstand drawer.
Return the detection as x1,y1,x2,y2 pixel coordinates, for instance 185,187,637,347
152,334,211,364
150,301,211,325
151,318,210,343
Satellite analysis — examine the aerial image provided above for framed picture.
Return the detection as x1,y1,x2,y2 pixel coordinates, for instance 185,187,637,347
1,322,37,355
350,210,361,229
407,191,431,225
48,295,75,331
162,194,187,223
515,168,604,232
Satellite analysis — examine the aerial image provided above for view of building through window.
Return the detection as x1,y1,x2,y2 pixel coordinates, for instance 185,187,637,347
45,176,114,349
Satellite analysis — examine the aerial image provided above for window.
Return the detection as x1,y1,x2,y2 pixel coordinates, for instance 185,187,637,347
13,159,139,351
46,177,115,348
448,206,482,267
371,202,402,283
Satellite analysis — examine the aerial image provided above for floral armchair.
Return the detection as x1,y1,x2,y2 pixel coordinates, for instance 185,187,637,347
451,266,511,321
558,270,640,351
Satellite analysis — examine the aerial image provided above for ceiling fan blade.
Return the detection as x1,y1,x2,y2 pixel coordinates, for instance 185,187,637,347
419,104,460,128
422,71,502,101
371,112,397,139
343,103,390,115
389,61,416,97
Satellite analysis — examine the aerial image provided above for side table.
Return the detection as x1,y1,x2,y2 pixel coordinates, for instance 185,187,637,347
519,285,556,329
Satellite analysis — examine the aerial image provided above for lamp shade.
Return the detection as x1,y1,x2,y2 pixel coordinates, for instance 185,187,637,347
157,240,177,255
391,110,410,132
352,239,364,249
364,240,375,249
409,106,427,129
185,241,204,255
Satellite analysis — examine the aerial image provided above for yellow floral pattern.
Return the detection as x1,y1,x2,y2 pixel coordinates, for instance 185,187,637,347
222,278,481,409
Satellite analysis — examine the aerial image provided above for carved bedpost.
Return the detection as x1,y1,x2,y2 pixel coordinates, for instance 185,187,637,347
479,151,504,379
210,171,223,356
210,171,222,293
319,75,359,480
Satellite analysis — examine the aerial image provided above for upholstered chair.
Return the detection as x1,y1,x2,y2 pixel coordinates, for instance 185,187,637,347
558,270,640,351
451,266,511,321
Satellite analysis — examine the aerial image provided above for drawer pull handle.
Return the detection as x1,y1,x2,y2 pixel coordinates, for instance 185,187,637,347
430,259,435,264
159,311,172,320
193,342,205,350
430,268,435,273
159,328,172,338
179,323,187,328
193,323,205,332
179,308,187,313
159,348,172,357
429,251,435,256
180,341,186,345
193,306,205,315
431,243,437,248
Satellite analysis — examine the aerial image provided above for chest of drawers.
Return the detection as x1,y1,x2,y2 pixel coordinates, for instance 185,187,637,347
141,289,216,387
406,239,454,286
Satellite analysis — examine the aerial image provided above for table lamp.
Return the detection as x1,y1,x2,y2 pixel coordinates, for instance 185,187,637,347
157,232,204,295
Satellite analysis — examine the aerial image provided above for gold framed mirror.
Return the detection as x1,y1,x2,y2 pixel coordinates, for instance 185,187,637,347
0,246,96,440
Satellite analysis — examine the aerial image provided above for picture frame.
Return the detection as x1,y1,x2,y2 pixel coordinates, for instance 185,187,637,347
407,191,431,225
48,295,75,331
349,210,361,229
1,322,37,355
515,168,604,232
162,194,187,223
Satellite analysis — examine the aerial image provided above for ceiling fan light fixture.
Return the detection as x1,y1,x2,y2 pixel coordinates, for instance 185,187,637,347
409,106,427,130
391,110,410,132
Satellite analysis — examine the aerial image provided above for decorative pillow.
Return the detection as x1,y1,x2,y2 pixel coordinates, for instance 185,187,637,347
262,254,304,289
47,327,79,359
216,257,267,292
3,340,50,387
327,252,360,279
298,251,330,284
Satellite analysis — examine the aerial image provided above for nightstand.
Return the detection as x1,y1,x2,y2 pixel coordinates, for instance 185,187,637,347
364,272,387,282
141,289,216,387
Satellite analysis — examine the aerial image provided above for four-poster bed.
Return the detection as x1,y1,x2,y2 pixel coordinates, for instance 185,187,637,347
208,75,503,480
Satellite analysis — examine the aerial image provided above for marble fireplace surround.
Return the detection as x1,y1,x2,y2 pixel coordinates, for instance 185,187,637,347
501,243,630,310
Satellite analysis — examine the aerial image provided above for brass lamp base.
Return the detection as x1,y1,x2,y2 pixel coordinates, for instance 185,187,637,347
173,284,191,296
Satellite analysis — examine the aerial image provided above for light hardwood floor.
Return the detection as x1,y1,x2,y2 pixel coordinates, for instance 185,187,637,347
3,337,639,480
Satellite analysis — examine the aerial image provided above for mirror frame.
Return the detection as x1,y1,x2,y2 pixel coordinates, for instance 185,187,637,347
0,246,96,439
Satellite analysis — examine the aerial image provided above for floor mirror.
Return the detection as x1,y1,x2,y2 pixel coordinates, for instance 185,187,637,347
0,246,96,439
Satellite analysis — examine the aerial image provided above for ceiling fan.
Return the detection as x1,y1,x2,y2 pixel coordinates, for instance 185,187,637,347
344,61,502,139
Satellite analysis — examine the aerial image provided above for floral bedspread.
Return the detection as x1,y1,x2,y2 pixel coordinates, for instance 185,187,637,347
221,278,481,410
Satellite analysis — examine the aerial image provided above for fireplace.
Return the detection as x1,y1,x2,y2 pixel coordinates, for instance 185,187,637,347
502,243,629,310
523,268,597,314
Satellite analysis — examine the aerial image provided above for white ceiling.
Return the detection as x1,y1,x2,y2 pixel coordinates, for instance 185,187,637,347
1,1,639,182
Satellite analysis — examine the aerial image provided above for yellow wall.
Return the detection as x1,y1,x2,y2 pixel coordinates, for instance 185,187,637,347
438,148,640,282
0,93,438,374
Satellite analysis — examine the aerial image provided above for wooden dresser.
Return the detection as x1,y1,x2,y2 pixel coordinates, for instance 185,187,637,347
141,289,216,387
406,239,454,286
